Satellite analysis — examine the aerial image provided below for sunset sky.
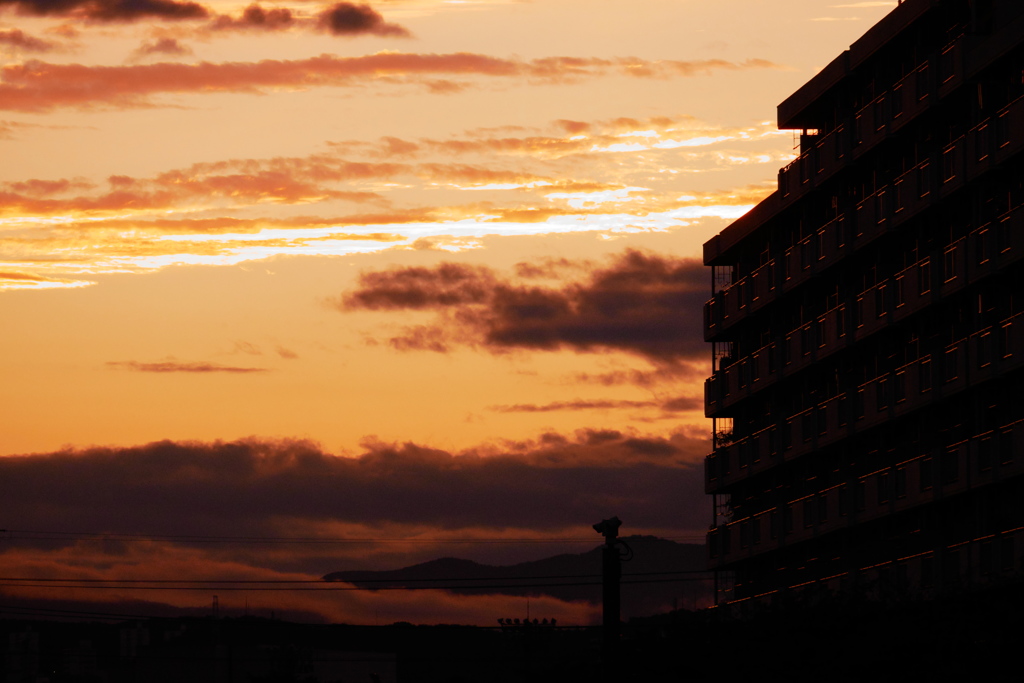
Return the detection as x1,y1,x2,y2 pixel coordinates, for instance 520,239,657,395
0,0,897,624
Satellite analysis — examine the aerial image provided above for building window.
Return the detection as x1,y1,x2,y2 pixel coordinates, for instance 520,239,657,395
803,499,814,528
999,429,1014,465
838,485,849,515
891,84,904,118
740,520,750,548
875,283,888,317
942,146,957,183
941,447,959,485
915,64,930,101
873,96,886,132
976,124,990,162
877,377,889,411
894,371,906,402
939,43,957,84
918,259,931,294
895,467,907,498
855,388,865,419
784,505,794,534
918,161,931,197
943,247,957,282
855,481,866,511
998,323,1012,358
980,541,993,575
878,471,890,504
769,510,779,539
1001,537,1015,571
920,457,933,490
837,306,847,338
979,436,994,472
919,358,933,392
944,346,958,382
978,331,993,368
751,517,761,545
921,555,934,588
818,494,828,523
878,189,891,223
975,228,990,265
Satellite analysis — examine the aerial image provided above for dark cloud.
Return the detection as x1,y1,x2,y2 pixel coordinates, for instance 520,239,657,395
0,28,57,52
130,37,192,60
275,345,298,359
343,262,496,310
337,250,708,362
489,399,657,413
0,432,707,541
662,395,703,411
107,360,267,373
0,54,774,113
490,396,702,414
316,2,409,37
211,3,293,31
0,0,209,21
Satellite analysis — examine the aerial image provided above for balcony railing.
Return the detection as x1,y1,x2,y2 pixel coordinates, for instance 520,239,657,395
708,417,1024,567
705,207,1024,419
705,90,1024,343
706,308,1024,493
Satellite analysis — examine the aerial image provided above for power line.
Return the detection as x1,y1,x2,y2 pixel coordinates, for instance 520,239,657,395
0,570,711,586
0,529,706,545
0,582,712,591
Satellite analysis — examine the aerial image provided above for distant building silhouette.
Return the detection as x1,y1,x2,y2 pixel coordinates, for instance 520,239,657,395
704,0,1024,605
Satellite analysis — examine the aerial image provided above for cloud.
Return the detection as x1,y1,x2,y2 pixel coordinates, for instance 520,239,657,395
0,432,709,623
0,54,778,113
129,36,192,60
106,360,268,373
0,270,95,290
0,432,707,539
337,250,709,362
489,399,657,413
210,3,295,31
343,262,496,309
0,0,209,21
316,2,409,37
0,28,57,52
275,345,298,359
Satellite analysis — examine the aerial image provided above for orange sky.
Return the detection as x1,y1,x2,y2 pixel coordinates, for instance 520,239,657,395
0,0,898,624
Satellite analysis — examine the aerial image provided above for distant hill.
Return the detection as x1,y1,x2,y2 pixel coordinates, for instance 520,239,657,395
324,536,712,618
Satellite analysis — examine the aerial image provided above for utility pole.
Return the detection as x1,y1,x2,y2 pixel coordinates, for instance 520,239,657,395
593,516,626,680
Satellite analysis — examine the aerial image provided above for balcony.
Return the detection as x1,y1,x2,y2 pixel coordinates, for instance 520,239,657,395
705,206,1024,419
708,417,1024,569
705,90,1024,343
706,308,1024,494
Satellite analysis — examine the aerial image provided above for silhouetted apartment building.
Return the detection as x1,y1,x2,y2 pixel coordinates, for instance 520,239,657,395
704,0,1024,605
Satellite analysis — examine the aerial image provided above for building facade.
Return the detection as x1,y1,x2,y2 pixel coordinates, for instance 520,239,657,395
704,0,1024,605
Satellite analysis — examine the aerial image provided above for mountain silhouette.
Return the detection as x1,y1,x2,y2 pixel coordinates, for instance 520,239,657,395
324,536,711,618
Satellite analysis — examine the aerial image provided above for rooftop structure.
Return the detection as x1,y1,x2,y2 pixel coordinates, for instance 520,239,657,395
704,0,1024,605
